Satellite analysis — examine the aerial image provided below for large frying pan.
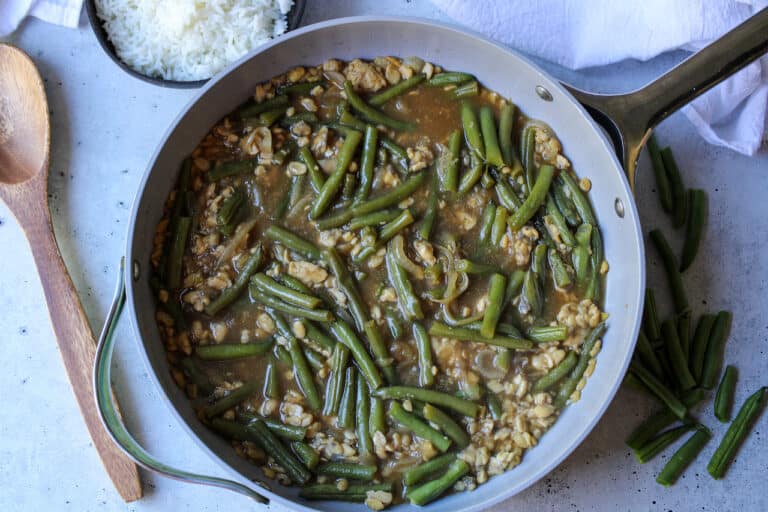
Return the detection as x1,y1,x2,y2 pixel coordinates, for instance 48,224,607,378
94,14,768,512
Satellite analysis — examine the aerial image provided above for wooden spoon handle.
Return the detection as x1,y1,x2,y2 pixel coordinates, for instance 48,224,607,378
19,201,142,502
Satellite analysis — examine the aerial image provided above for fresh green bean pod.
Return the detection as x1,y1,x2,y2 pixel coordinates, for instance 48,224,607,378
239,95,289,118
352,125,379,205
487,392,503,420
380,137,410,174
680,189,707,271
379,208,415,246
410,322,435,387
369,74,425,106
689,313,716,383
455,259,500,275
390,401,451,452
216,187,246,236
205,245,264,316
635,330,665,380
629,361,687,420
656,427,711,486
649,229,689,313
660,146,687,228
166,216,191,289
258,108,285,126
647,135,673,213
298,146,325,192
642,288,662,342
344,81,413,131
495,175,523,211
661,318,696,391
419,174,439,240
263,356,280,399
701,310,733,389
714,365,738,422
677,310,692,359
206,158,257,181
634,424,694,464
364,319,396,384
625,409,678,451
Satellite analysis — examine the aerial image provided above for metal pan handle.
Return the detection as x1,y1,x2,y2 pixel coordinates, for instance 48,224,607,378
563,7,768,188
93,259,269,504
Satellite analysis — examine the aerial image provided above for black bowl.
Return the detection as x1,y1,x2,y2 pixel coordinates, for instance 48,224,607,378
85,0,306,89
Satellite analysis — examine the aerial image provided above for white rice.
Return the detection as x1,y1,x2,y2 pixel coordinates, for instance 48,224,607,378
95,0,294,82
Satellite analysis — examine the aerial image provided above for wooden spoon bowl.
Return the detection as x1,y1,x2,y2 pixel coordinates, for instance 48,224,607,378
0,43,142,502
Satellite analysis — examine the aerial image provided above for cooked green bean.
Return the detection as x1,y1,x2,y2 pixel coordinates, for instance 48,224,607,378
207,158,258,181
660,146,687,228
441,129,462,193
552,180,581,227
701,310,733,389
370,74,425,106
410,322,435,387
507,164,556,231
647,134,673,213
322,343,350,416
196,340,272,360
408,459,469,506
559,171,596,226
330,320,383,390
337,366,357,429
251,273,322,309
370,396,386,434
203,381,259,418
707,386,767,479
264,225,321,260
310,128,363,219
303,346,326,370
478,202,496,245
487,391,503,420
355,372,373,455
364,319,396,384
656,427,711,486
271,314,322,411
352,125,378,205
680,189,707,271
373,386,479,418
249,288,333,322
346,208,401,230
429,322,533,350
460,101,484,160
521,126,536,191
350,172,427,216
495,175,523,211
291,441,319,470
179,357,213,396
490,206,508,246
455,259,500,275
548,248,573,290
317,461,377,481
629,361,687,420
280,113,320,129
452,80,479,98
419,175,439,240
479,106,504,168
239,95,289,118
276,81,325,96
546,195,576,246
344,81,413,131
532,351,577,393
248,416,307,442
217,187,246,236
519,268,543,317
480,274,507,338
661,318,696,391
274,344,292,365
428,71,475,86
263,357,280,399
625,409,678,451
379,208,415,245
634,424,694,464
386,242,424,320
554,322,608,409
299,483,392,501
324,247,369,330
403,453,456,486
390,401,451,452
422,403,470,449
528,325,568,343
205,245,264,316
498,103,517,166
649,229,689,313
378,136,409,174
458,153,484,195
166,216,191,289
714,365,738,422
298,146,325,192
572,224,592,289
258,108,285,126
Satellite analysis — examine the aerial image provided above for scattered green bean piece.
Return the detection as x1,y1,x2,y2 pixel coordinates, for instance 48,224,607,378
480,274,507,338
533,351,577,393
242,416,307,442
554,323,608,409
649,229,689,313
629,361,687,420
205,245,264,316
635,330,665,380
677,310,692,360
428,71,475,86
548,248,573,290
661,318,696,391
203,381,259,418
680,189,707,271
701,311,733,389
276,81,325,96
370,74,425,106
656,427,711,486
528,325,568,343
196,340,272,360
330,320,383,390
422,404,470,449
635,424,694,464
455,259,500,274
338,366,357,429
344,81,413,131
689,313,716,383
707,386,767,479
351,172,427,216
317,461,377,481
299,483,392,501
429,322,533,350
660,146,687,228
373,386,479,418
378,208,415,247
403,453,456,486
508,164,556,231
647,135,673,213
408,459,469,506
310,128,363,219
626,409,678,451
714,365,738,422
390,401,451,452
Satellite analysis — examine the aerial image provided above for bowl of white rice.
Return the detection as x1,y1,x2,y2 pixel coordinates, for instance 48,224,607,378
86,0,305,88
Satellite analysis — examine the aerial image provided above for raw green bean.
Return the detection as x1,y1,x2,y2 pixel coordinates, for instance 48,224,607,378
386,242,424,320
407,459,469,506
422,403,470,449
552,180,581,227
460,101,484,160
205,245,264,315
519,268,543,317
337,366,357,429
419,174,439,240
487,392,503,420
370,74,425,106
642,288,662,342
714,365,738,422
370,396,386,434
344,81,413,131
452,80,479,99
330,320,383,390
413,322,435,387
264,225,321,260
634,424,694,464
629,361,687,420
373,386,479,418
458,153,484,195
701,311,733,389
507,164,556,230
429,322,533,350
533,351,578,393
546,195,576,246
554,322,608,409
348,209,402,230
528,325,568,343
649,229,689,313
690,313,716,383
678,310,692,360
636,330,665,380
480,274,507,338
322,343,350,416
490,206,508,246
498,103,517,166
251,273,322,309
179,357,213,396
626,409,678,450
647,135,673,213
317,461,377,481
196,340,272,360
428,71,475,86
356,372,373,455
707,386,767,479
350,172,427,216
680,189,707,271
217,187,246,236
292,441,320,470
478,202,496,245
299,483,392,501
661,318,696,391
442,129,462,193
455,259,500,274
298,146,325,192
310,128,363,219
660,146,687,228
364,319,396,384
353,125,378,204
207,158,258,181
548,248,573,290
203,381,259,418
656,427,711,486
249,288,333,322
323,247,369,331
403,453,456,486
390,401,451,452
166,216,191,289
479,106,504,168
239,95,289,118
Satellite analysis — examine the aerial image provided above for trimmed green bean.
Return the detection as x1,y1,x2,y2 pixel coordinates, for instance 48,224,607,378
322,343,350,416
690,313,716,384
386,242,424,320
548,248,573,290
629,361,687,420
344,81,413,131
353,125,378,204
273,315,322,411
487,392,503,420
429,322,533,350
660,146,687,228
373,386,479,418
553,181,581,227
680,189,707,271
370,396,386,434
422,403,470,449
559,171,596,225
460,101,484,160
479,106,503,167
458,154,484,195
310,128,363,219
330,320,383,390
279,112,319,128
276,81,325,96
323,247,369,331
258,108,285,126
299,483,392,501
364,319,397,384
380,136,409,174
455,259,500,275
636,330,665,380
390,401,451,452
533,351,577,393
251,273,322,309
480,274,507,338
403,453,456,486
498,103,517,166
521,126,536,191
370,74,425,106
714,365,738,422
292,441,320,470
337,366,357,429
495,175,523,211
626,409,678,450
478,202,496,245
249,287,333,322
642,288,662,342
656,427,711,486
419,174,439,240
317,461,377,481
407,459,469,506
205,245,264,316
379,208,415,246
678,310,692,360
303,346,325,371
203,381,259,418
413,322,435,387
490,206,508,246
528,325,568,343
661,318,696,391
347,208,401,230
546,195,576,246
351,172,427,216
428,71,475,86
356,372,373,455
298,146,325,192
519,268,543,317
442,129,462,193
508,164,556,230
452,80,479,98
647,135,673,213
264,357,280,399
649,229,689,313
196,340,272,360
264,225,321,260
634,424,694,464
701,311,733,389
166,216,191,289
247,416,307,442
554,322,608,409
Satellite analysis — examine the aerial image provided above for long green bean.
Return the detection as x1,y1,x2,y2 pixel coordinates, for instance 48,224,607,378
635,330,665,380
428,71,475,86
714,365,738,422
292,441,320,470
689,313,715,383
373,386,479,418
656,427,711,486
419,174,439,240
554,322,608,409
429,322,533,350
661,318,696,391
642,288,662,342
647,135,673,213
217,187,245,236
363,319,396,384
337,366,357,429
344,81,413,131
407,459,469,506
299,483,392,501
239,95,289,118
701,311,733,389
680,189,707,271
196,340,272,360
249,287,333,322
519,268,543,317
206,158,258,181
323,247,369,331
660,146,687,228
548,248,573,290
386,241,424,320
677,310,692,359
521,126,536,191
264,356,280,399
507,164,556,230
356,372,373,455
625,409,678,451
442,129,461,193
629,361,687,420
452,80,479,98
422,403,470,449
298,146,325,192
460,101,484,160
546,195,576,246
498,103,516,166
403,453,456,486
166,216,191,289
203,381,259,418
317,461,377,481
353,124,378,205
390,401,451,452
179,357,213,396
350,172,427,216
649,229,689,313
251,273,322,309
480,274,507,338
495,175,523,211
205,245,264,316
552,181,581,227
264,225,321,260
310,128,362,219
370,396,386,434
413,322,435,387
479,106,503,168
330,320,383,390
528,325,568,343
634,424,694,464
322,343,350,416
370,74,425,106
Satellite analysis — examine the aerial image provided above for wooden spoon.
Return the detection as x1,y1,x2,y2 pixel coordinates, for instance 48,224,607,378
0,44,142,501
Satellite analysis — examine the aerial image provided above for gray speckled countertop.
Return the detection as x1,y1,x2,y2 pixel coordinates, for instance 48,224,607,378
1,2,766,511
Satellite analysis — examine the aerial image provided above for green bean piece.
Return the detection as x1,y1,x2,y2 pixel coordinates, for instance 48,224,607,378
677,310,692,360
419,174,439,240
291,441,320,470
456,259,501,275
288,174,307,211
166,216,191,289
642,288,662,342
273,181,292,221
258,108,285,126
460,101,484,160
412,322,435,387
263,357,280,400
330,320,383,390
428,71,475,86
533,351,578,393
251,273,322,309
559,171,597,225
323,247,369,331
521,126,536,191
550,183,578,228
276,80,324,96
701,311,733,389
689,313,715,383
490,206,508,246
403,453,456,486
480,274,507,339
714,365,738,422
340,168,357,206
299,483,392,501
635,424,695,465
249,288,333,322
390,402,451,452
572,224,592,290
370,396,386,434
195,340,272,361
452,80,480,99
625,409,678,450
206,158,258,181
279,112,319,128
422,403,470,449
407,459,469,506
429,322,533,350
507,164,556,231
458,153,484,195
528,325,568,343
363,319,397,385
495,175,523,211
385,308,404,340
531,243,547,276
487,392,503,420
680,189,707,271
273,319,321,411
708,386,767,479
179,357,213,396
344,81,413,131
629,361,687,420
356,372,374,455
377,208,415,247
647,135,673,213
239,95,289,118
203,381,259,418
498,103,517,166
441,129,462,193
519,268,543,318
298,146,325,193
264,225,321,260
350,125,379,205
351,172,427,216
314,209,353,230
303,346,325,371
209,418,310,485
659,146,687,228
656,427,711,486
386,242,424,320
545,195,576,247
337,366,357,429
317,461,377,481
635,330,665,380
649,229,689,313
205,245,264,316
310,128,363,219
373,386,479,418
217,187,246,236
374,137,407,174
239,416,308,442
369,73,425,106
478,202,497,245
161,159,192,285
478,106,504,168
548,248,573,290
322,343,350,416
554,322,608,409
347,208,401,230
302,321,335,351
661,318,696,391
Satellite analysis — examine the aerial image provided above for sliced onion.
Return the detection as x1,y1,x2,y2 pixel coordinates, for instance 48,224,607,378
323,70,346,89
440,304,483,326
403,56,424,71
392,235,424,279
216,219,258,268
473,349,507,380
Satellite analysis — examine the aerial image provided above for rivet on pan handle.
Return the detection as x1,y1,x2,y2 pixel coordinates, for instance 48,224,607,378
93,259,270,504
562,7,768,190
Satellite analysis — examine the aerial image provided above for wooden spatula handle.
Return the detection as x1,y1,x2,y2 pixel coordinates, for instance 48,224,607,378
17,197,142,502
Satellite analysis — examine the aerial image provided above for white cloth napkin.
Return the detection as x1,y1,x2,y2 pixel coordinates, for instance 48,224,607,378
431,0,768,155
0,0,82,37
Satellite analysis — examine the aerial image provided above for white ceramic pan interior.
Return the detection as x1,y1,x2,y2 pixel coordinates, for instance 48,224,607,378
125,17,645,512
